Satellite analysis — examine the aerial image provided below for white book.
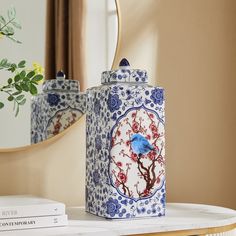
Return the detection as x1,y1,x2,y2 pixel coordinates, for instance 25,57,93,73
0,195,65,219
0,214,68,231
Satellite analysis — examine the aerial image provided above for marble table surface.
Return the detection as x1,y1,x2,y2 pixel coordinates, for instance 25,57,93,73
0,203,236,236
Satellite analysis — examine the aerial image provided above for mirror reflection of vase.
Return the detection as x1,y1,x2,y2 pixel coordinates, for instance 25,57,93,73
0,0,119,149
31,72,86,144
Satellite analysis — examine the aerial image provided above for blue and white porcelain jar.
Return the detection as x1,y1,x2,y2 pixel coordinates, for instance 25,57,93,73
86,59,166,219
31,71,86,144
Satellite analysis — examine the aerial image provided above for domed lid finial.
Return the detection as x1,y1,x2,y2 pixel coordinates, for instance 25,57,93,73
119,58,130,67
56,70,65,79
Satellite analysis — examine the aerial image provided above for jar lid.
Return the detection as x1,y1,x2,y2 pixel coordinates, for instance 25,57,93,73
101,58,148,84
42,71,80,92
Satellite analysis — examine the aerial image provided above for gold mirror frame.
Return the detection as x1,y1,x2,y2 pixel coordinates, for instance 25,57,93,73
0,0,121,153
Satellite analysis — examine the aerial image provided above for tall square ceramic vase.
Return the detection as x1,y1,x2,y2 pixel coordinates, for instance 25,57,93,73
86,59,165,219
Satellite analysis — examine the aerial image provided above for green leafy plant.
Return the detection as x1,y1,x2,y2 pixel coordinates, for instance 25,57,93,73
0,59,43,116
0,7,44,116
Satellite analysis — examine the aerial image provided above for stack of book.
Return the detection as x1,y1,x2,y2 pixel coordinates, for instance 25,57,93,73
0,195,68,231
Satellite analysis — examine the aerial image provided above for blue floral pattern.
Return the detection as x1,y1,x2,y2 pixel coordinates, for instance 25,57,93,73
42,78,79,92
150,88,164,105
160,193,166,206
107,94,122,112
102,69,148,84
47,94,61,106
106,198,121,217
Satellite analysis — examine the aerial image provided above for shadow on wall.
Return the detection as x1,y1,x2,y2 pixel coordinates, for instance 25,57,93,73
156,0,236,209
117,0,236,209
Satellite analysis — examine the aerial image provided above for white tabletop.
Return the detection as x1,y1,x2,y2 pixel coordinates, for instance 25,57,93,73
0,203,236,236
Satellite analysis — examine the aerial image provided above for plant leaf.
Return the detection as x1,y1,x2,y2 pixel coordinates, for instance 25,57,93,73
27,71,35,78
18,60,26,68
8,95,14,101
19,98,26,105
0,59,8,66
31,80,39,85
8,78,13,84
12,91,21,96
23,77,29,83
9,63,17,72
15,104,19,117
14,74,21,82
15,84,22,91
7,7,16,20
6,35,21,44
0,16,6,25
11,21,21,29
16,94,24,101
32,74,43,82
21,83,29,92
20,70,26,78
6,26,14,35
29,83,37,95
0,102,4,109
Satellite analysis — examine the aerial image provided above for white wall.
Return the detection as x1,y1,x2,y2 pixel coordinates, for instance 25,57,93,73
0,0,46,148
85,0,118,88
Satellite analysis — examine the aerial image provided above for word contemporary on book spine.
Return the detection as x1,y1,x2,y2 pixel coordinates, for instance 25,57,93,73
0,215,68,231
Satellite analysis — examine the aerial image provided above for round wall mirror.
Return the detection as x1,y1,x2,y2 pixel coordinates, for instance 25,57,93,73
0,0,119,150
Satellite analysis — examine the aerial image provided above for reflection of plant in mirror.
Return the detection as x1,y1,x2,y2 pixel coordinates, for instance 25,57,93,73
0,7,44,116
0,7,21,43
0,59,44,116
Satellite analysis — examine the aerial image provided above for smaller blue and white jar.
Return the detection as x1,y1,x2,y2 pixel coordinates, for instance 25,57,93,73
31,71,86,144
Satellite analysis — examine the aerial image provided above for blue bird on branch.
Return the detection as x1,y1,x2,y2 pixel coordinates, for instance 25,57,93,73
130,133,154,156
